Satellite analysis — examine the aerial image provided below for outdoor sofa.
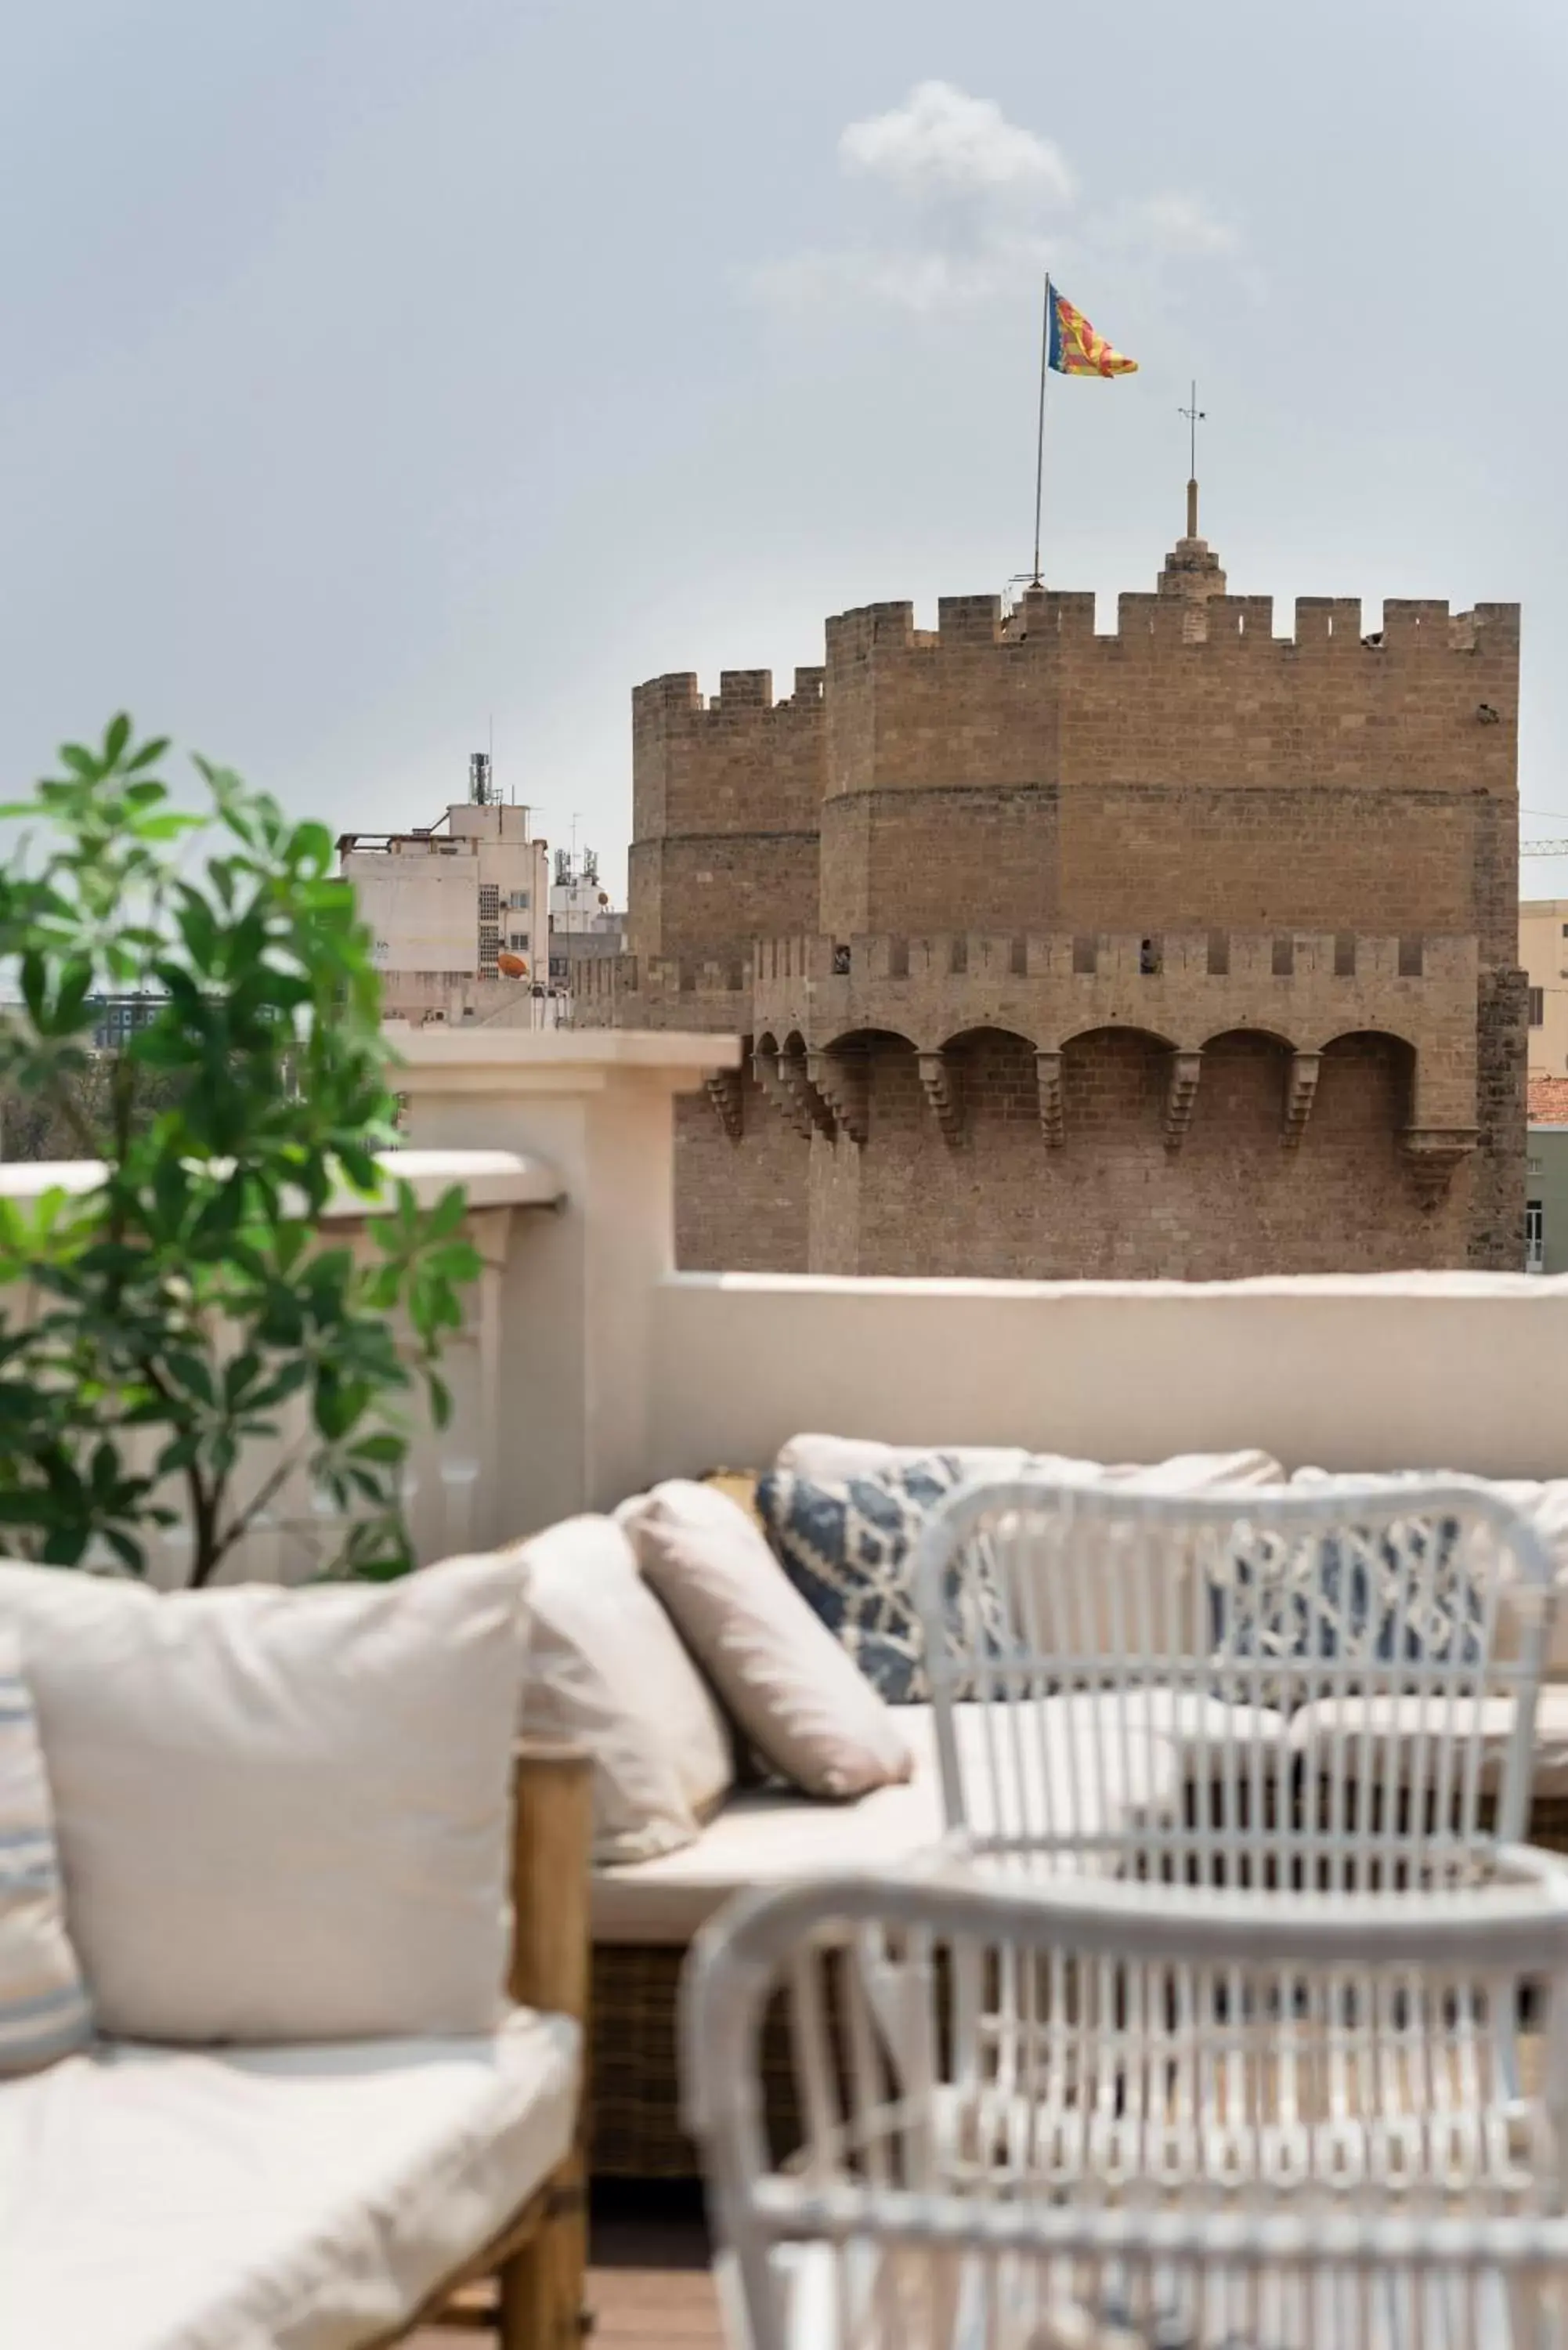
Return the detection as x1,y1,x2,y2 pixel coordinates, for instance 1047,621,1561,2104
0,1554,590,2350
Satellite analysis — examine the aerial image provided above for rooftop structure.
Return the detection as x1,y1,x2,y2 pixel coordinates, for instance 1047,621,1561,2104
339,792,549,1028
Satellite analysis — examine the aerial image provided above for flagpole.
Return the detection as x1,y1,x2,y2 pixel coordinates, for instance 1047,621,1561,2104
1031,273,1051,585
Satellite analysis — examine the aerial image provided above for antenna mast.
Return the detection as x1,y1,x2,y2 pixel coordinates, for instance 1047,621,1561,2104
1178,381,1206,537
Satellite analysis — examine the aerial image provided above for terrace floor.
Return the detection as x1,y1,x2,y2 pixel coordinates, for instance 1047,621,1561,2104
414,2186,721,2348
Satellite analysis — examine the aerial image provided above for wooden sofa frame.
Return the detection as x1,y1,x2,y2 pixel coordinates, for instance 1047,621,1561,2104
378,1741,593,2349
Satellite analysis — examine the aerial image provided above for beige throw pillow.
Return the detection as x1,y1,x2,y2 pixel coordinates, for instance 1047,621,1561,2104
515,1515,734,1864
0,1554,529,2044
620,1481,914,1801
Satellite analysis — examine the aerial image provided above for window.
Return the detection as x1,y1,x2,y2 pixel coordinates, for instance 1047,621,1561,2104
1526,1200,1545,1273
1530,986,1545,1026
508,891,529,909
508,931,528,950
1560,923,1568,938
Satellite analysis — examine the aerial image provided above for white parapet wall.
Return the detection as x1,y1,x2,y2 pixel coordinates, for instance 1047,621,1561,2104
396,1028,745,1535
649,1268,1568,1484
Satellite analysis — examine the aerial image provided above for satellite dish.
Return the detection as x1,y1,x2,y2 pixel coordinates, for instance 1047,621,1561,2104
497,951,529,978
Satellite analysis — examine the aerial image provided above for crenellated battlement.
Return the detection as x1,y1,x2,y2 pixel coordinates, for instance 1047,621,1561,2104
630,664,828,722
818,586,1519,661
812,577,1520,809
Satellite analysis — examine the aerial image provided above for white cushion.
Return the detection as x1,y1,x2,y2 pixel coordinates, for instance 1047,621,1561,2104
620,1480,913,1801
775,1436,1284,1492
1469,1479,1568,1676
1287,1685,1568,1799
592,1695,1287,1943
0,2006,579,2350
514,1514,733,1864
0,1553,529,2043
776,1434,1032,1482
0,1630,90,2074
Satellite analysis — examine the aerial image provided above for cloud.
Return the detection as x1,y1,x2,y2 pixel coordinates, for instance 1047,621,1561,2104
746,83,1241,318
840,81,1075,205
1109,191,1241,258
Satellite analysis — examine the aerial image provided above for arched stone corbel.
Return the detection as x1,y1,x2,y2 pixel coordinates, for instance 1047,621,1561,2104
1164,1050,1203,1153
1282,1052,1321,1150
1035,1050,1065,1148
779,1046,836,1139
752,1043,815,1141
703,1068,743,1142
807,1050,868,1145
917,1050,963,1143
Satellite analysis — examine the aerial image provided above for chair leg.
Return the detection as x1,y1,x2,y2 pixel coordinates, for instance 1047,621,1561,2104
497,2156,587,2349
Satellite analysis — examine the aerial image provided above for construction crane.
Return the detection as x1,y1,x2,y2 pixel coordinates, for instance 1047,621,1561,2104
1523,841,1568,856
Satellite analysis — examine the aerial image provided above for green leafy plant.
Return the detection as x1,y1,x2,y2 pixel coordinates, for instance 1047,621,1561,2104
0,716,482,1584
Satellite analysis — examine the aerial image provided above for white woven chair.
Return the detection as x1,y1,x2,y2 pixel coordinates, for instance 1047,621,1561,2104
684,1864,1568,2350
910,1477,1559,1895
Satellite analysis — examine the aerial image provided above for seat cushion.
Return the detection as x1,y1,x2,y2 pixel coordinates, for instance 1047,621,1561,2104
591,1696,1288,1943
0,1553,529,2044
1287,1684,1568,1798
594,1711,949,1943
0,2007,579,2350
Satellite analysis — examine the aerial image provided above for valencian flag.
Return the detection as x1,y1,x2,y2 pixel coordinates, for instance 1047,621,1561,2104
1046,279,1138,378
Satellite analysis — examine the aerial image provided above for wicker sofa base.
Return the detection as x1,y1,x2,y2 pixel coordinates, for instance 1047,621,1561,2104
588,1795,1568,2182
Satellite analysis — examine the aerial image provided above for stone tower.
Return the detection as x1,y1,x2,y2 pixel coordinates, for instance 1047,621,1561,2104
571,508,1525,1278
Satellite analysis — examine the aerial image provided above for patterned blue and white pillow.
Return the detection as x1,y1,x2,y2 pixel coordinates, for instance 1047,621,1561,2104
1212,1513,1480,1701
756,1453,970,1704
0,1629,92,2074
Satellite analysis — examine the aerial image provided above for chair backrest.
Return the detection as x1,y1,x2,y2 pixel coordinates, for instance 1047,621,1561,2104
683,1865,1568,2350
912,1477,1559,1892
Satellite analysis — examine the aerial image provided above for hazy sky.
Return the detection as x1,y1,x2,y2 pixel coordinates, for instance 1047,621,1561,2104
5,1,1568,900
